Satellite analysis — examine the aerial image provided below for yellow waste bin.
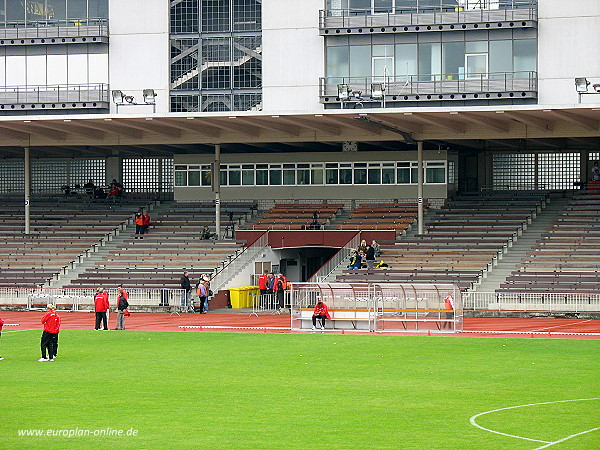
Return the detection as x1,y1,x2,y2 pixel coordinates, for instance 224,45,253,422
229,287,244,309
247,286,260,307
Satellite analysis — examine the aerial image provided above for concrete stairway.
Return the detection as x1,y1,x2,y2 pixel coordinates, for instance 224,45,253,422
471,195,571,293
49,201,163,289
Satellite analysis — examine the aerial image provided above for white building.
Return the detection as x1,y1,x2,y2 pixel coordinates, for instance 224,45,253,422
0,0,598,200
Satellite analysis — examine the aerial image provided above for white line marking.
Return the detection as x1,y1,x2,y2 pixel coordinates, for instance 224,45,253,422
532,319,594,332
470,398,600,445
533,426,600,449
465,330,600,336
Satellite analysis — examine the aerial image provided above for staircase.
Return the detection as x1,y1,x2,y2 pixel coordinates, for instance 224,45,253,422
49,201,165,289
471,195,570,292
171,45,262,89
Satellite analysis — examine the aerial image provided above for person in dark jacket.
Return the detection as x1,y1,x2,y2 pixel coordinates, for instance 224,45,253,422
365,244,376,271
115,286,129,330
348,251,362,270
180,271,191,308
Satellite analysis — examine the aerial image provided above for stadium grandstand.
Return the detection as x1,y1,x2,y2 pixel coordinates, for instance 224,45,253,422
0,0,599,319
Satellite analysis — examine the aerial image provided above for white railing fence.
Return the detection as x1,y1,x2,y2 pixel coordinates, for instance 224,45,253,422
2,287,599,314
210,231,269,294
0,287,184,310
463,292,600,313
309,232,361,283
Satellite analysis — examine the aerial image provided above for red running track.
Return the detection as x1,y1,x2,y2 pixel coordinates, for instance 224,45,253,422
1,311,599,339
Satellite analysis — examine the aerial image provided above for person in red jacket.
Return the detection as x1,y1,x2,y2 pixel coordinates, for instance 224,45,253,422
273,273,288,310
141,210,151,235
312,300,331,331
0,315,4,360
94,287,110,330
39,304,60,362
442,294,455,330
258,270,269,296
134,208,144,239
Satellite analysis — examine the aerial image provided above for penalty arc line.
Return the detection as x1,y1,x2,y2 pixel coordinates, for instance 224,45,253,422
469,398,600,445
532,426,600,449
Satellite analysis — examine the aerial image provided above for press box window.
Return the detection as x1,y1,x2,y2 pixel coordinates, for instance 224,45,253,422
270,165,282,185
426,162,446,184
228,165,241,185
242,164,254,185
188,166,201,186
256,164,268,185
382,163,394,184
340,164,352,184
326,163,338,184
283,164,295,185
297,164,310,185
354,163,367,184
175,165,187,186
397,162,410,184
201,165,212,186
311,164,324,185
368,163,381,184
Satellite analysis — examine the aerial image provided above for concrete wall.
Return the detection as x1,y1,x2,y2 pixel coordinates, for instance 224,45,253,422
262,0,324,112
537,0,600,106
109,0,170,114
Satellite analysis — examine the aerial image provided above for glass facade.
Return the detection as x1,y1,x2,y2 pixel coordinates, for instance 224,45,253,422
170,0,262,112
0,44,108,88
0,0,108,26
326,33,536,82
175,160,447,187
326,0,534,14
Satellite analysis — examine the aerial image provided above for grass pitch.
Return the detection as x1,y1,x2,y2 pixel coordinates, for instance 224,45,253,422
1,330,599,449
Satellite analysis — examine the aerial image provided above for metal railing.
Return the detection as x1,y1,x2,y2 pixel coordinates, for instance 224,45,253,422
0,83,109,104
0,18,108,39
210,231,268,294
463,292,600,313
321,1,537,28
309,232,361,283
2,287,598,314
0,287,184,309
320,72,537,100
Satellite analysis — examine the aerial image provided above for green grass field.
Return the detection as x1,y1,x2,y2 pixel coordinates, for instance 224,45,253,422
1,330,599,449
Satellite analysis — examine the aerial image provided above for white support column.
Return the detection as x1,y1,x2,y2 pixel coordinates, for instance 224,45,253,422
24,147,31,235
214,144,221,240
417,141,424,235
158,157,163,201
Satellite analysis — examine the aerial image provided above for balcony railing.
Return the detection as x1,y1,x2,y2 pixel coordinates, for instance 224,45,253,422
0,18,108,43
320,1,537,33
0,83,109,109
319,71,537,105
